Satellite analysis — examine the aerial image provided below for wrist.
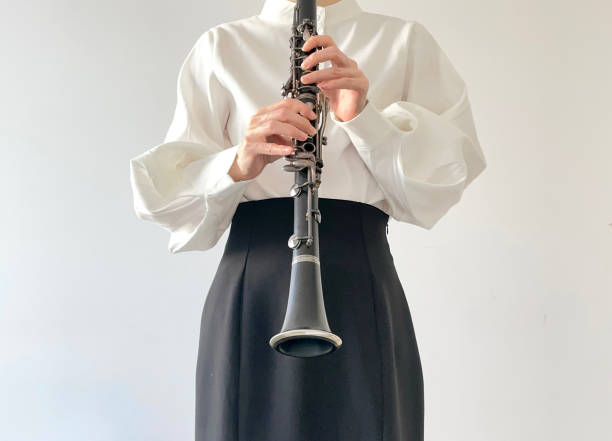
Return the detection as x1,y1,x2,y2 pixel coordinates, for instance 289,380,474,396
228,153,250,182
334,97,369,123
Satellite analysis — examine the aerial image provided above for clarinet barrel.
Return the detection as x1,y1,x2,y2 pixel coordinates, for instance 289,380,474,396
268,0,342,358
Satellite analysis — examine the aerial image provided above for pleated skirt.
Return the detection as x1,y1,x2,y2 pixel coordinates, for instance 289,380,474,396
195,197,424,441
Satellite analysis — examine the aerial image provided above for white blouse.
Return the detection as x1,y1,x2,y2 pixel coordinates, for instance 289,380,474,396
129,0,487,253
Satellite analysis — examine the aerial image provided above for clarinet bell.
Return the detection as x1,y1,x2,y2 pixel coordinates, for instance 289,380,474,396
269,255,342,357
270,328,342,358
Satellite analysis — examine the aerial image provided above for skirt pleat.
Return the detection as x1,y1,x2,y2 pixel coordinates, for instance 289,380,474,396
195,197,424,441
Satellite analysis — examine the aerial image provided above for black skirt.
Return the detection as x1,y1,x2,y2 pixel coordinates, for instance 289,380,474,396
195,197,424,441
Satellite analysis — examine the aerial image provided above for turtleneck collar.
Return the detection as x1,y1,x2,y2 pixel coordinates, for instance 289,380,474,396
258,0,363,27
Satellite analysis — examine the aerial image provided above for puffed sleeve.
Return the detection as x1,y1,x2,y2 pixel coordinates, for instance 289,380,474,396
330,21,487,229
129,29,255,253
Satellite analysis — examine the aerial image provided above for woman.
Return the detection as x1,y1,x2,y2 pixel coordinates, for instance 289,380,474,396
129,0,487,439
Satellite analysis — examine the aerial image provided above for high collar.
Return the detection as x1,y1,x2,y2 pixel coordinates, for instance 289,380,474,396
258,0,363,27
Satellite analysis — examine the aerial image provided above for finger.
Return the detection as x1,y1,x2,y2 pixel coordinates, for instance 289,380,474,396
266,133,293,146
301,66,357,84
280,98,318,121
257,120,311,142
253,142,294,156
258,98,317,120
266,107,318,136
301,45,353,70
318,77,368,92
302,34,335,52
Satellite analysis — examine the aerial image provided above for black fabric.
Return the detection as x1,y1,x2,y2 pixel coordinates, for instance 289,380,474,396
195,197,424,441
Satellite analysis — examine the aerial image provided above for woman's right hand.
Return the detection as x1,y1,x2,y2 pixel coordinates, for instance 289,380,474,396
228,98,319,182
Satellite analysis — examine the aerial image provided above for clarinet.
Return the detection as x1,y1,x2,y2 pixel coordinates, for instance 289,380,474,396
268,0,342,358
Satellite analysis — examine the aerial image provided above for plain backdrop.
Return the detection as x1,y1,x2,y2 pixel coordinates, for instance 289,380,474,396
1,1,611,440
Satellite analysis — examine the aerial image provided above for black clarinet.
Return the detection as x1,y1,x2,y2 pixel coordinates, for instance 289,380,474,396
268,0,342,358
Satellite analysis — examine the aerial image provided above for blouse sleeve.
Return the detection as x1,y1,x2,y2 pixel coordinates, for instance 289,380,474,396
129,30,255,253
330,21,487,229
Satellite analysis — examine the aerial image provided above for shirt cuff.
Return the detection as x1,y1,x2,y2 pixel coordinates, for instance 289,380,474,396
207,144,256,198
330,99,401,151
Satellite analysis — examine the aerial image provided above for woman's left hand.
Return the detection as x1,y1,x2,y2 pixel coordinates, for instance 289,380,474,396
300,34,369,123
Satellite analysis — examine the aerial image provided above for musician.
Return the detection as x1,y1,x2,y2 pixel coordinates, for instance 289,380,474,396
129,0,487,440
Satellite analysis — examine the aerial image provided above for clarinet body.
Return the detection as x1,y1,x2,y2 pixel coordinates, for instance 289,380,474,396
268,0,342,358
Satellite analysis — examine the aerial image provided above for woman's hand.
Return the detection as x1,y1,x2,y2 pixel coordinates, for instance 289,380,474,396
300,34,370,122
229,98,318,182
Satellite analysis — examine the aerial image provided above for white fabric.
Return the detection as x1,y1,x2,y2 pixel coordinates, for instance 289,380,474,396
129,0,487,253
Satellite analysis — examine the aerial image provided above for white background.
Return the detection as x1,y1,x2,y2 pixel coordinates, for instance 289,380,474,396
1,1,610,440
